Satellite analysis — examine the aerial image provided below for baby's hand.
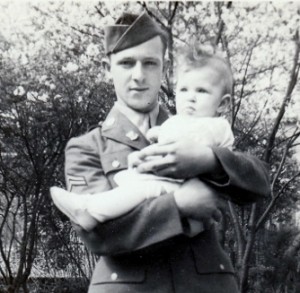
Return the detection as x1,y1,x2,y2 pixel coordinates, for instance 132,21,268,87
146,126,160,144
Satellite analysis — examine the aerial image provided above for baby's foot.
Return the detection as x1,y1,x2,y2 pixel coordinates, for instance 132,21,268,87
50,187,98,231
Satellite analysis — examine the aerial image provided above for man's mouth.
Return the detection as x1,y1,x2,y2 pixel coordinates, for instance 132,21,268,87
130,87,148,92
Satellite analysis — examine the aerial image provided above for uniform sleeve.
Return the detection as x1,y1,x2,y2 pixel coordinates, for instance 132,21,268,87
65,135,111,194
74,194,185,256
64,133,185,256
204,147,270,204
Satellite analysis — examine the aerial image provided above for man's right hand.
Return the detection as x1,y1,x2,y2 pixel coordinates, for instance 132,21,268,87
127,151,143,169
174,178,225,223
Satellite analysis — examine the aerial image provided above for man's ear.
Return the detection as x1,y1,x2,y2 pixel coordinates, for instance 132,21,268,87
102,58,112,80
217,94,231,115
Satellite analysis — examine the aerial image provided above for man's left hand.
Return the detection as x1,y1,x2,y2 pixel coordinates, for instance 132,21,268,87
135,140,221,179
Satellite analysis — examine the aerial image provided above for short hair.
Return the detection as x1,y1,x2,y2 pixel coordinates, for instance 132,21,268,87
176,45,233,96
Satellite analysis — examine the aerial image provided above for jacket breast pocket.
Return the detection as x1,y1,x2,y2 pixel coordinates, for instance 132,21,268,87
91,256,146,285
101,148,132,176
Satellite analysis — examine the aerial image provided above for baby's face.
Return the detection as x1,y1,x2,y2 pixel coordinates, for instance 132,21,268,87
175,66,224,118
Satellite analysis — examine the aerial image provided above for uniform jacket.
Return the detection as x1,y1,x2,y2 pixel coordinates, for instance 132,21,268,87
64,105,270,293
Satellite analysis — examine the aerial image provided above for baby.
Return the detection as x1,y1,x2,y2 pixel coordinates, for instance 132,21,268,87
50,46,234,234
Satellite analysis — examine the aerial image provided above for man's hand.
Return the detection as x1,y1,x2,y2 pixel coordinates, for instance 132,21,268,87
127,151,143,169
174,178,225,222
135,141,221,179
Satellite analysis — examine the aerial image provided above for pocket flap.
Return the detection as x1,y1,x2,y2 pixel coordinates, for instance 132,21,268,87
101,149,132,175
91,256,146,284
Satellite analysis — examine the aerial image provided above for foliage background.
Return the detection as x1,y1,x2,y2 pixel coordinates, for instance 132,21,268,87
0,1,300,292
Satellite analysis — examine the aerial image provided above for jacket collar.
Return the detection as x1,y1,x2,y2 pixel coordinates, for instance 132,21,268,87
101,104,169,150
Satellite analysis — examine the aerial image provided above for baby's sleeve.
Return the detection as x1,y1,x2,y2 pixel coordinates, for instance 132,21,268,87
217,118,234,149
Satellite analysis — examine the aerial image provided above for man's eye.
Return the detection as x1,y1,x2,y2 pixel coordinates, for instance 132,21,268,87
119,60,134,67
179,87,187,92
145,61,157,66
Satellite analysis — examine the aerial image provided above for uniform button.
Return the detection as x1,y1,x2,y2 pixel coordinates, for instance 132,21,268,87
220,264,225,270
111,272,118,281
126,130,139,141
112,160,120,168
105,117,115,126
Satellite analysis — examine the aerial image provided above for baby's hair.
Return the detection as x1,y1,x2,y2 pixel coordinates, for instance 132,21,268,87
176,44,233,96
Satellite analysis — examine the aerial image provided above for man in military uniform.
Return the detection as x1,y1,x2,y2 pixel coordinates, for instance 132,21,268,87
64,11,270,293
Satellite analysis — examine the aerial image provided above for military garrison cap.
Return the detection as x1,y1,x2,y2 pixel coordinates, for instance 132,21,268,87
104,11,168,55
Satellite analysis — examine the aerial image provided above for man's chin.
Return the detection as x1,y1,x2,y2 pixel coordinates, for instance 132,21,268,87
132,103,157,113
133,106,153,113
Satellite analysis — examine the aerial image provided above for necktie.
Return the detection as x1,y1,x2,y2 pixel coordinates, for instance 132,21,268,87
139,114,151,136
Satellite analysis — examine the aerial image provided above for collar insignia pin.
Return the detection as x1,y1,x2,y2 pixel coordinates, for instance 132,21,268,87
112,160,120,168
126,130,139,141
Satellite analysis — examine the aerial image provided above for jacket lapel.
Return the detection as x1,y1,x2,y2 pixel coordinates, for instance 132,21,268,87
101,105,170,150
102,106,149,150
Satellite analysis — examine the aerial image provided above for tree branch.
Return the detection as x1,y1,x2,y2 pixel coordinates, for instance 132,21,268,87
138,2,167,29
264,30,300,163
235,99,268,148
168,2,179,25
228,201,245,264
70,26,103,40
270,128,299,194
214,2,232,46
256,170,300,231
233,39,260,123
95,4,105,17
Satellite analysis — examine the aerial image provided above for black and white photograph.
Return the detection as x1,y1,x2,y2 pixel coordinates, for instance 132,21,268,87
0,1,300,292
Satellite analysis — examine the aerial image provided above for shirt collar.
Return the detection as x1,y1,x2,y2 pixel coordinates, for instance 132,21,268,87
114,101,160,129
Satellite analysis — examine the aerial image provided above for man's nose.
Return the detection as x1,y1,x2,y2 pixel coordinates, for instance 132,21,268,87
132,63,145,82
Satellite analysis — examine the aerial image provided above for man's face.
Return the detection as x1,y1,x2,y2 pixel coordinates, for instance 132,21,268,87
175,66,224,118
107,36,165,113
